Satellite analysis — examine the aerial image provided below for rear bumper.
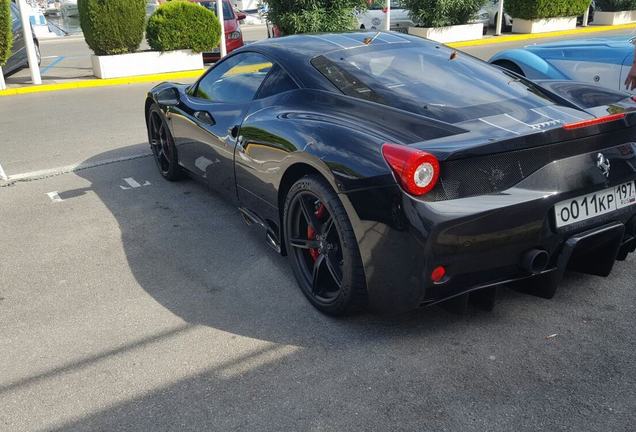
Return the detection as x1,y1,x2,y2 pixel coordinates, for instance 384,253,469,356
345,177,636,314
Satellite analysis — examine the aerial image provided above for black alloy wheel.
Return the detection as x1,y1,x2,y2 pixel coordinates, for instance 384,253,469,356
147,105,182,181
284,175,366,315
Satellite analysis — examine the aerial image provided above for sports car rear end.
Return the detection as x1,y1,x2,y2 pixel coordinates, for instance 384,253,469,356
312,37,636,313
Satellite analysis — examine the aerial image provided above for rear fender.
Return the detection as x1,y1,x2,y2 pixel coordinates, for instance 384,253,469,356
490,49,569,80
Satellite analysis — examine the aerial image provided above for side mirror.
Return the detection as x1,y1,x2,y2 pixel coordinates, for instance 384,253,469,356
237,11,247,20
157,88,180,106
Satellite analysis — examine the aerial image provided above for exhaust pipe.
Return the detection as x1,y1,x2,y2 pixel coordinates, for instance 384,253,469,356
521,249,549,274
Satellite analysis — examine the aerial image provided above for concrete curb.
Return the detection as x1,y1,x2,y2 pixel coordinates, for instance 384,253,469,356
0,69,204,97
448,22,636,48
0,153,153,187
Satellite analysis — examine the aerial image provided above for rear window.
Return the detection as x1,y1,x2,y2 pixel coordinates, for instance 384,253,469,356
312,45,557,124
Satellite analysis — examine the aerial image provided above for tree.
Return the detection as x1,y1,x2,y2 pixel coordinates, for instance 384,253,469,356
268,0,368,35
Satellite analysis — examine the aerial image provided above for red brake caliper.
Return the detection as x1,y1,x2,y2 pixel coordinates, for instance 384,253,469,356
307,203,326,262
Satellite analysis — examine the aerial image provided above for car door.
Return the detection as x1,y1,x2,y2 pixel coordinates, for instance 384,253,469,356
234,64,300,225
169,52,273,201
5,4,25,73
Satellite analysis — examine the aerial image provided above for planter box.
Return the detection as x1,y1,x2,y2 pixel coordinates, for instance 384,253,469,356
512,16,576,34
408,23,483,43
593,10,636,25
91,50,204,79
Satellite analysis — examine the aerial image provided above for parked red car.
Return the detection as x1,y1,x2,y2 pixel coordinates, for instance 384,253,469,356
190,0,246,61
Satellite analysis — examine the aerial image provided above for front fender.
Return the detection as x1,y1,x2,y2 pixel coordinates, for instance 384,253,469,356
490,49,569,80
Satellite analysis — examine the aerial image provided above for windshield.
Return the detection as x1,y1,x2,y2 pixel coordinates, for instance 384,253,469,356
199,1,233,20
312,45,557,124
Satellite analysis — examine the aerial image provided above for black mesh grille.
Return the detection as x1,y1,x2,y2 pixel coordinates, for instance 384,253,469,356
426,138,632,201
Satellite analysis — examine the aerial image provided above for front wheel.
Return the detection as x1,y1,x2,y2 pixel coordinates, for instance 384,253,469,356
283,175,367,316
147,104,183,181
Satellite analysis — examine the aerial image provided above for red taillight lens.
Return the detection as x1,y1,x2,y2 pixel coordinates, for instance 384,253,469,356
431,266,446,283
563,113,625,130
381,143,440,196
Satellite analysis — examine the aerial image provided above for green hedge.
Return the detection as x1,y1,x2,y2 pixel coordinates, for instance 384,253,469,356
146,1,221,53
268,0,367,35
595,0,636,11
505,0,591,20
0,0,12,66
78,0,146,56
403,0,485,27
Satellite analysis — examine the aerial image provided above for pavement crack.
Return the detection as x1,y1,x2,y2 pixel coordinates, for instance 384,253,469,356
0,152,153,187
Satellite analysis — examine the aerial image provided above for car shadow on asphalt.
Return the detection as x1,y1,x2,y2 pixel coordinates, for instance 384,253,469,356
35,146,633,431
72,147,539,346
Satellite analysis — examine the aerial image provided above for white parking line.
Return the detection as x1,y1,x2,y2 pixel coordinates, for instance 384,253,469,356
0,161,7,181
120,177,151,190
46,191,63,203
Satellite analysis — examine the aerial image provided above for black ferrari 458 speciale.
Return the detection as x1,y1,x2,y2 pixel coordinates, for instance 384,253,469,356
145,32,636,315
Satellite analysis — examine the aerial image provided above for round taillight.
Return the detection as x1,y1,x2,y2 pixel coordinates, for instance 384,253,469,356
431,266,446,283
382,143,440,196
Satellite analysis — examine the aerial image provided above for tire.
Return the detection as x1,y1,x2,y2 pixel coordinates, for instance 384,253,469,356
34,42,41,66
283,175,367,316
493,60,525,77
147,103,183,181
494,13,512,33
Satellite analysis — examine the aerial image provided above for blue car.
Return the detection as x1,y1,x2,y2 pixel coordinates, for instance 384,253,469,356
490,36,635,94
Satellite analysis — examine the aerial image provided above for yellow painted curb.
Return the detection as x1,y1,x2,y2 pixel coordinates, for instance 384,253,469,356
2,22,636,97
448,23,636,48
0,69,205,97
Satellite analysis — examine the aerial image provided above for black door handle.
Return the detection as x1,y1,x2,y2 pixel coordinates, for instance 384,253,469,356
194,111,215,125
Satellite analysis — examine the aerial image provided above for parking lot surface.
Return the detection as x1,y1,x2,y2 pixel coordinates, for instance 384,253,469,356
1,140,635,431
1,31,636,431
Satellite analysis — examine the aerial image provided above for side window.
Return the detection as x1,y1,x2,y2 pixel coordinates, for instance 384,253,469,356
256,64,298,99
194,52,273,103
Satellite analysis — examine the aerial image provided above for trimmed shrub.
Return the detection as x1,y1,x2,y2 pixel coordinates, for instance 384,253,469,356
78,0,146,56
595,0,636,11
268,0,367,35
0,0,12,66
403,0,485,27
146,1,221,53
505,0,591,20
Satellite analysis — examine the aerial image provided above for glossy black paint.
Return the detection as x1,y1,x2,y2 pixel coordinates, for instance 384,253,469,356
146,32,636,313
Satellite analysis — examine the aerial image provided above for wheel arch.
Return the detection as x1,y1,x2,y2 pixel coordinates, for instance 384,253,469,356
490,49,569,80
144,96,155,126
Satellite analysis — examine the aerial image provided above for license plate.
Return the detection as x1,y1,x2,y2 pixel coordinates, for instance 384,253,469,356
555,181,636,228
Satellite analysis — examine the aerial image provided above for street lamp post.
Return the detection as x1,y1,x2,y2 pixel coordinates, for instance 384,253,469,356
495,0,504,36
384,0,391,31
216,0,226,58
17,0,41,85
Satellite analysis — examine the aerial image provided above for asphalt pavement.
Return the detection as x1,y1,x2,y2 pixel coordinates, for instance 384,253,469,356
1,29,635,432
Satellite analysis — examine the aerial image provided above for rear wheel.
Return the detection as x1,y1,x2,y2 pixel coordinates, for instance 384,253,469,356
147,104,183,181
283,175,366,316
